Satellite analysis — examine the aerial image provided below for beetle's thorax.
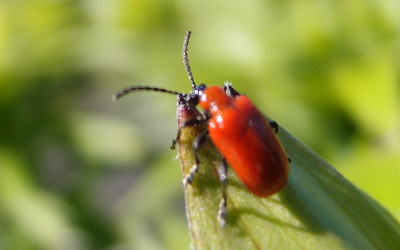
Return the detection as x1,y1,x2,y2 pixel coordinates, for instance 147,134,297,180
199,86,234,115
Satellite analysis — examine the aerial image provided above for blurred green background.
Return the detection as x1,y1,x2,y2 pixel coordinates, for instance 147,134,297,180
0,0,399,249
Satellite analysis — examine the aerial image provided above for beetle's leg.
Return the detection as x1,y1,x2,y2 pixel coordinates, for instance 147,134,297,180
171,117,206,149
217,158,228,227
288,158,291,163
224,82,241,98
269,121,279,134
183,130,209,187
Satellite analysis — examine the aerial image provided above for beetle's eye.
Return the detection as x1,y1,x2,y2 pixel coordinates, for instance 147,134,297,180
197,84,207,95
199,84,207,91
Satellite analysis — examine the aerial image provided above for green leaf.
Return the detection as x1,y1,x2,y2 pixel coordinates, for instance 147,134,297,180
177,111,400,250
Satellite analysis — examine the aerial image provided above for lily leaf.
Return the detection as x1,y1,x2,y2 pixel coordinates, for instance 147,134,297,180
177,105,400,250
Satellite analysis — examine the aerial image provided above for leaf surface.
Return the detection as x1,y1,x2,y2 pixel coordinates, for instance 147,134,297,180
177,109,400,250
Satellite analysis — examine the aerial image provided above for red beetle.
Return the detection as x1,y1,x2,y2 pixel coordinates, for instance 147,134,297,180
199,85,289,196
114,31,290,226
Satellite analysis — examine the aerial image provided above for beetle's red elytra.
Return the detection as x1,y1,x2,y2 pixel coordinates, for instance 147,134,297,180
113,31,290,227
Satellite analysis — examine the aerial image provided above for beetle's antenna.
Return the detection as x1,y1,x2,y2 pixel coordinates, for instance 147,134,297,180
113,86,183,101
183,30,196,89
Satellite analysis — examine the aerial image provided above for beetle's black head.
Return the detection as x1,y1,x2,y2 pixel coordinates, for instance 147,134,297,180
192,83,207,97
183,83,206,108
